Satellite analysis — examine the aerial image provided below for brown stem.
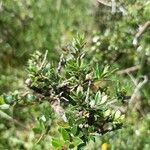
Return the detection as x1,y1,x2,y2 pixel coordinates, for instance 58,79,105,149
133,20,150,46
117,65,140,75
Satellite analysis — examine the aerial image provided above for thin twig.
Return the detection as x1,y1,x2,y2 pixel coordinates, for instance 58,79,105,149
35,132,45,144
109,105,128,113
40,50,48,70
97,0,111,7
106,99,118,106
57,54,65,73
135,21,150,39
133,20,150,46
51,99,67,122
111,0,116,14
97,0,127,15
127,72,137,86
85,80,91,103
117,65,140,75
129,76,148,107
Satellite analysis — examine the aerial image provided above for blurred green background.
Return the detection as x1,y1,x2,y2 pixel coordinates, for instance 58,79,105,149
0,0,150,149
0,0,94,93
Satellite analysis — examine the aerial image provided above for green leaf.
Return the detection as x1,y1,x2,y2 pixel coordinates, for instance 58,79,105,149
57,120,70,128
95,91,101,105
52,138,64,148
102,65,109,77
0,96,5,105
73,137,84,146
89,100,95,108
71,125,78,135
76,117,85,125
59,128,70,141
95,64,101,79
4,95,13,104
78,131,84,137
69,144,75,149
39,115,46,122
67,116,74,126
114,110,121,119
26,94,36,102
32,127,43,134
100,95,108,104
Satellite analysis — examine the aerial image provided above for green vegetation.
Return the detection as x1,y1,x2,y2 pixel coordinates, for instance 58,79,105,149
0,0,94,93
0,0,150,150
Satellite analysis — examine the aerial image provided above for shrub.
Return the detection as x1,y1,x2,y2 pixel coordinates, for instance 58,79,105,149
1,35,127,149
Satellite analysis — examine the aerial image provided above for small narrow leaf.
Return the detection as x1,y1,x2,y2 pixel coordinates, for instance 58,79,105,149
100,95,108,104
59,128,70,141
73,137,84,146
95,91,101,104
71,125,78,135
114,110,121,119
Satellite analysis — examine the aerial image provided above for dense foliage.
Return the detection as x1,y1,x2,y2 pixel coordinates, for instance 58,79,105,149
0,0,150,150
1,35,127,149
